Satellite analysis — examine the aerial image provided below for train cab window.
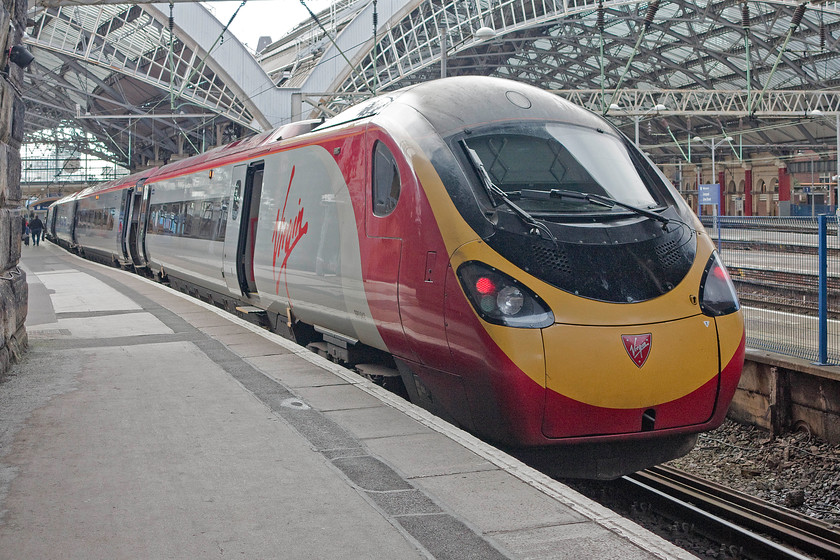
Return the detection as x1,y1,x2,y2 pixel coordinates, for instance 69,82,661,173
460,124,661,216
372,141,401,216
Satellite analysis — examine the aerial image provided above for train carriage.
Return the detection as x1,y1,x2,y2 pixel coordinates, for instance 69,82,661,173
43,204,54,242
47,77,744,478
74,179,128,266
52,190,82,251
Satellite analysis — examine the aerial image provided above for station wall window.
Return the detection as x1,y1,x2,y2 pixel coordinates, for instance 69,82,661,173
372,141,401,216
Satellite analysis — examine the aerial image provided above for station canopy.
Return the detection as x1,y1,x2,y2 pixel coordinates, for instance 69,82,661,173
19,0,840,171
21,1,284,169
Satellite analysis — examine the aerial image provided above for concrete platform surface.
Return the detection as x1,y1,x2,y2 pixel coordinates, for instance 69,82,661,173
0,242,697,559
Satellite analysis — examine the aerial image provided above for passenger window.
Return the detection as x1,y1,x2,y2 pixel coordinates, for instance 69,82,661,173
372,141,400,216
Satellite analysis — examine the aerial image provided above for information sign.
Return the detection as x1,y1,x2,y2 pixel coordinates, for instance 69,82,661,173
699,184,720,206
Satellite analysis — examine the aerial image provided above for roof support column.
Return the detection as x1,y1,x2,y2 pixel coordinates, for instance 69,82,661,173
744,166,753,217
291,93,302,123
779,165,791,210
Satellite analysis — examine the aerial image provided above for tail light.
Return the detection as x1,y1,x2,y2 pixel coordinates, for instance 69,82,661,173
457,262,554,328
699,252,740,316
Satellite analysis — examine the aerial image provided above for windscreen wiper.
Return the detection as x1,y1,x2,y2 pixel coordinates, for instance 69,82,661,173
460,141,555,243
523,188,670,227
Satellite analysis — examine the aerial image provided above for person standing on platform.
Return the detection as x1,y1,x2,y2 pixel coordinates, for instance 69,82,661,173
21,216,29,246
29,215,44,246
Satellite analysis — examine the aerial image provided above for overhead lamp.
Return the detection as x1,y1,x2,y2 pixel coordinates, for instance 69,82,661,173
474,26,497,41
608,103,621,112
692,136,702,143
810,109,824,117
7,45,34,69
652,103,667,112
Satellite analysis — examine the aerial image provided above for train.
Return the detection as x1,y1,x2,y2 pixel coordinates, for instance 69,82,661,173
45,76,745,479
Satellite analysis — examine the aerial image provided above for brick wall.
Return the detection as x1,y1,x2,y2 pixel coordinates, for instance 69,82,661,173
0,0,29,376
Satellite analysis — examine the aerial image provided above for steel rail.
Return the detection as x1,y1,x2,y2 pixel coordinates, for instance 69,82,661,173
731,270,836,318
625,465,840,560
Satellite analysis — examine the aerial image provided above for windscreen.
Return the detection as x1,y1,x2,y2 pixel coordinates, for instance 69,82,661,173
462,123,660,214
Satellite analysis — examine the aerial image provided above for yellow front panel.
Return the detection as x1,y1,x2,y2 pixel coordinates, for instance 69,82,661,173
449,242,546,387
544,316,719,408
715,306,745,363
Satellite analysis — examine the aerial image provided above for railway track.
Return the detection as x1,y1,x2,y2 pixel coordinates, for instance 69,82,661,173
728,266,840,318
622,465,840,560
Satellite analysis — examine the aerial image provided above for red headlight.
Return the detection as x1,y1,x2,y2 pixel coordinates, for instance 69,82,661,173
457,262,554,328
475,277,496,295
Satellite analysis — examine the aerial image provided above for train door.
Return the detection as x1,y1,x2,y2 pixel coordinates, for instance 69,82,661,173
223,162,263,296
45,206,55,239
368,132,450,371
134,182,152,266
117,188,130,263
363,131,412,358
70,199,80,247
123,181,147,267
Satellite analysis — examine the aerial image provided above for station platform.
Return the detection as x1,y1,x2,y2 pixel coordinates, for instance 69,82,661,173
0,242,696,559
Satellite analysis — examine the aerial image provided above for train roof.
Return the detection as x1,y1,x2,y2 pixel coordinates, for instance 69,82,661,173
313,76,612,141
385,76,608,137
147,119,321,183
51,190,84,206
49,168,160,207
49,118,324,201
77,168,159,199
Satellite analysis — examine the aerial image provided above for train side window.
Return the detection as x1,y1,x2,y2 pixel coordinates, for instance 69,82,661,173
372,141,400,216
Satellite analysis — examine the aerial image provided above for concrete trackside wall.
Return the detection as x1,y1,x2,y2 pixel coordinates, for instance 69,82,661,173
0,0,29,376
730,351,840,444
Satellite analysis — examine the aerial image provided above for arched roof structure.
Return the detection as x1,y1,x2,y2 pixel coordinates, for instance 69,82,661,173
18,0,840,173
22,1,290,169
259,0,840,166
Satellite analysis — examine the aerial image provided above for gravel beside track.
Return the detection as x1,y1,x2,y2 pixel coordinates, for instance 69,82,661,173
562,420,840,559
667,420,840,528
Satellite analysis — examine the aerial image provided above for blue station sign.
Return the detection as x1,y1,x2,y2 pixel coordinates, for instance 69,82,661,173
699,184,720,206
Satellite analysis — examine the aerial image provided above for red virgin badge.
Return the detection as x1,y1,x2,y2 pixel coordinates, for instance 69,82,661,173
621,333,652,368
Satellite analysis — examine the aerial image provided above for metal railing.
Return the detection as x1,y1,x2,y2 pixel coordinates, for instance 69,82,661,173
22,156,127,185
701,215,840,365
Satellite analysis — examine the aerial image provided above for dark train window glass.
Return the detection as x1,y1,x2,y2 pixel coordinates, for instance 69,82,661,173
461,124,659,215
76,205,117,231
372,141,400,216
148,197,226,241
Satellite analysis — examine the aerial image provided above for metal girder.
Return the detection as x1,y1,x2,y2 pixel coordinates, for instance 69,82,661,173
21,2,285,170
27,4,256,127
254,0,840,163
31,0,228,7
289,0,840,95
20,0,840,171
561,88,840,117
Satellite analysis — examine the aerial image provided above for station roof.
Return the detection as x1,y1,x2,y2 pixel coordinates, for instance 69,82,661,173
260,0,840,171
18,1,840,174
21,1,287,169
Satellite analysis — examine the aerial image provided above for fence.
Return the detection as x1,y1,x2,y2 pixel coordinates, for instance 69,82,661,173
788,203,837,217
700,215,840,365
